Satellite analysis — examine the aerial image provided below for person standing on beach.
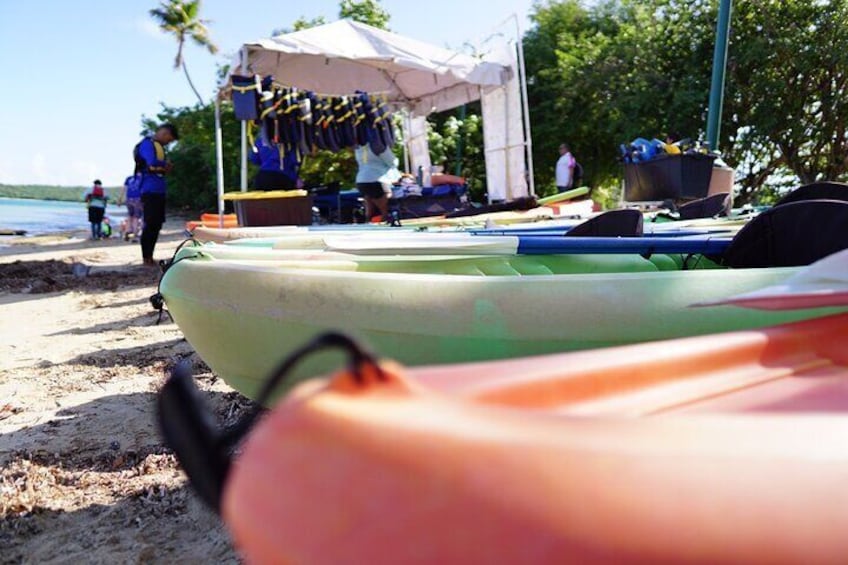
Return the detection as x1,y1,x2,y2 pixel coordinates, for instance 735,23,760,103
354,143,400,221
555,143,576,192
119,173,143,241
83,180,108,240
134,123,178,266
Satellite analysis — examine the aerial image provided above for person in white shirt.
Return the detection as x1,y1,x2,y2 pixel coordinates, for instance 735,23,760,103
555,143,576,192
354,144,401,221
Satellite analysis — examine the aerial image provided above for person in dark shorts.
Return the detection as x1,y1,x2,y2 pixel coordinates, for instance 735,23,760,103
354,144,400,221
119,174,143,240
84,180,108,239
133,123,178,266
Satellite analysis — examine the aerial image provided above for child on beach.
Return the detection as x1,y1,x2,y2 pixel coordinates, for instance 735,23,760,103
84,180,108,239
119,174,143,241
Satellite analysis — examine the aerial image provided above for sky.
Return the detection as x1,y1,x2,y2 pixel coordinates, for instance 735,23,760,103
0,0,535,187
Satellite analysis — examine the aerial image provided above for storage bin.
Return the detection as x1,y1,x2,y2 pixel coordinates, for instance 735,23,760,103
624,153,716,201
232,195,313,226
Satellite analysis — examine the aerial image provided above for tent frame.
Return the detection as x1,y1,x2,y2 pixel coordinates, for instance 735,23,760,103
213,18,535,226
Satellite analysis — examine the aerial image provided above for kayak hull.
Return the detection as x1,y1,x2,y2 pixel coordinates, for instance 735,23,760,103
174,244,712,273
221,313,848,564
160,258,841,400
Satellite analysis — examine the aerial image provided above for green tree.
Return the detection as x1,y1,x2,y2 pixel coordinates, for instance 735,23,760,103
149,0,218,105
339,0,391,29
272,16,328,36
427,107,487,201
524,0,716,203
723,0,848,203
524,0,848,206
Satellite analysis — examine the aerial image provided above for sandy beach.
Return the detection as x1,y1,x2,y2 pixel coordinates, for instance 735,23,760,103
0,219,244,563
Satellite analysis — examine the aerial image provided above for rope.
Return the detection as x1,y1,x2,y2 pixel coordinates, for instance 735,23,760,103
150,238,202,325
224,332,384,445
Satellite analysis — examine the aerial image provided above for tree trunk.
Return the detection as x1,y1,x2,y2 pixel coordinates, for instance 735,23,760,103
182,59,205,106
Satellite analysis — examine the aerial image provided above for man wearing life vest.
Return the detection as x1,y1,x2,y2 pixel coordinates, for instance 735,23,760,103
134,123,178,266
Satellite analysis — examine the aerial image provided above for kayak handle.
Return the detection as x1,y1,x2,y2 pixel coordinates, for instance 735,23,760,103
157,332,382,512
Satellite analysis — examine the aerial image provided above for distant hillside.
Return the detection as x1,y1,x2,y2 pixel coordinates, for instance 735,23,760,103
0,184,120,202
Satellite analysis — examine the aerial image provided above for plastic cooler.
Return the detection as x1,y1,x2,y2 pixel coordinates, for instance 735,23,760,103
624,153,716,201
224,191,314,226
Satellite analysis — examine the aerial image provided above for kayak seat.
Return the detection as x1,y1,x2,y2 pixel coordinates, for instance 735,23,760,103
721,199,848,268
310,181,341,196
566,209,644,237
774,181,848,207
445,196,538,218
678,192,731,220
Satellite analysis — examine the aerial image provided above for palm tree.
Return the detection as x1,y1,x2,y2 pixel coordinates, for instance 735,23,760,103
149,0,218,105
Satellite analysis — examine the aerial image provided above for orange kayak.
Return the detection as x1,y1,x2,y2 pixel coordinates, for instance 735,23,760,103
185,213,239,232
180,310,848,564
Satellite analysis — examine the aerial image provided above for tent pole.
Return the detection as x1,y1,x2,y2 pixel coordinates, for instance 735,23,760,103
455,104,466,177
513,14,535,197
480,86,493,205
240,47,249,192
240,122,248,192
403,111,411,174
706,0,733,151
504,85,512,200
214,97,226,227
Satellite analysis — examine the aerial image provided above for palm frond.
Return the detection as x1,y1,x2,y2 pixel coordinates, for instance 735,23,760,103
148,0,217,102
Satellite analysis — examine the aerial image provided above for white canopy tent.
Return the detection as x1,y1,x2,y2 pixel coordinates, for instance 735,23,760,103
213,19,534,219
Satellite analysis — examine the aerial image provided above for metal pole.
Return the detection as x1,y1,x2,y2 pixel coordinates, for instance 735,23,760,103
706,0,733,151
240,46,249,191
513,14,535,197
455,104,466,177
214,97,226,227
403,111,411,174
503,84,512,200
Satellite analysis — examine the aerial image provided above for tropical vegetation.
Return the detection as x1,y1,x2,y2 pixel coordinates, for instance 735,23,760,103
135,0,848,211
0,184,101,202
149,0,218,106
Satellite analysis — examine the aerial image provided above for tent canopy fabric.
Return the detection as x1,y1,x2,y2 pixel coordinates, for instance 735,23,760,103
229,19,510,115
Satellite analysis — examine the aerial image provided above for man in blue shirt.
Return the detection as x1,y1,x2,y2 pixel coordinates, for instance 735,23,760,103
250,133,301,190
134,123,178,265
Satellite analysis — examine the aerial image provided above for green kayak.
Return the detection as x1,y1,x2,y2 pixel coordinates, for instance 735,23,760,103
160,255,841,401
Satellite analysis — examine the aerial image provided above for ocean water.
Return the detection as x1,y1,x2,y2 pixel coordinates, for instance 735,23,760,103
0,197,126,237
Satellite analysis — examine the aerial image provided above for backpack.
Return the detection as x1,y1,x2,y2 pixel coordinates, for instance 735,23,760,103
133,139,148,175
92,185,104,197
572,161,584,186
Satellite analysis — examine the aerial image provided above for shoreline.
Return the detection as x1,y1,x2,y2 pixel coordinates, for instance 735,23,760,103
0,217,242,561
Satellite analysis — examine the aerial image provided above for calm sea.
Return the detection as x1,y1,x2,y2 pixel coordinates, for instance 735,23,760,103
0,197,127,237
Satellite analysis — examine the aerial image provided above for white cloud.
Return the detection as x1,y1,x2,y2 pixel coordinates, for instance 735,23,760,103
0,154,121,187
70,160,101,185
136,18,167,41
31,153,50,184
0,158,10,182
